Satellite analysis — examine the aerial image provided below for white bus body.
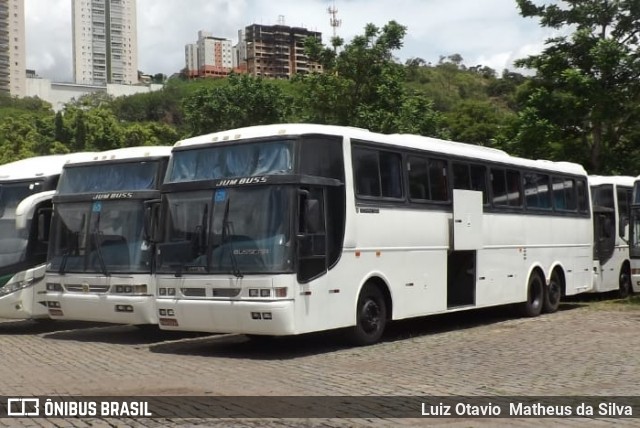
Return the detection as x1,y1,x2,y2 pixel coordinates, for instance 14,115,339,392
0,153,96,320
628,177,640,294
153,124,594,344
589,176,634,296
44,146,171,325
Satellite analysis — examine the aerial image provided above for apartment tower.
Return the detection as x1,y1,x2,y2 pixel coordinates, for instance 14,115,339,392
184,31,233,78
0,0,26,96
72,0,138,85
244,23,322,79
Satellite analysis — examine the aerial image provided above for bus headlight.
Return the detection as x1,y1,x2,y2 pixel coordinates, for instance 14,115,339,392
46,283,63,292
0,279,34,296
113,284,147,295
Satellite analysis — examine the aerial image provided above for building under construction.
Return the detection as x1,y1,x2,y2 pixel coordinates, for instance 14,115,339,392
244,23,323,79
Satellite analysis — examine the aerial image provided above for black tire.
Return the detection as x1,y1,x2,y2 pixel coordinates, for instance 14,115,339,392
542,270,562,314
519,271,544,317
619,265,632,299
347,284,387,346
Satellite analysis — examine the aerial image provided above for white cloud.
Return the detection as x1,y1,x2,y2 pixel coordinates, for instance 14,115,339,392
25,0,557,81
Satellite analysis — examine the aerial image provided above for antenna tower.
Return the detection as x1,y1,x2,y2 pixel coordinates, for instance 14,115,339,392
327,3,341,38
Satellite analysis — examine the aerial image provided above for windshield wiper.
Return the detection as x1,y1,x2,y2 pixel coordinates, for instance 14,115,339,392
58,231,79,275
175,204,210,278
222,197,243,278
91,214,109,277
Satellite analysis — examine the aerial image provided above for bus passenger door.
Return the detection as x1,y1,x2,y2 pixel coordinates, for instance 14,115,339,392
593,206,616,266
448,190,483,308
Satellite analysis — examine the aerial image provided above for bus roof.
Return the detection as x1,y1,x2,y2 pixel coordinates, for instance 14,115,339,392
0,152,97,181
173,123,588,176
66,146,172,167
589,175,636,187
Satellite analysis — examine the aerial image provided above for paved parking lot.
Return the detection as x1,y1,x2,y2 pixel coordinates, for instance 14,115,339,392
0,297,639,427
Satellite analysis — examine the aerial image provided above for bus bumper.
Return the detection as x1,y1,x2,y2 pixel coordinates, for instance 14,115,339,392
0,285,48,319
156,299,296,335
45,294,157,325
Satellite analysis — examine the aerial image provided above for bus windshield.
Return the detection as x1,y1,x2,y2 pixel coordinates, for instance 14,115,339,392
157,186,293,275
0,181,44,269
166,140,292,183
57,161,160,194
48,200,150,274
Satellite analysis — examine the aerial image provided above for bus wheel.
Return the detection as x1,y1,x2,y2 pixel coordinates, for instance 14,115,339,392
619,266,632,299
542,271,562,314
348,284,387,346
519,271,543,317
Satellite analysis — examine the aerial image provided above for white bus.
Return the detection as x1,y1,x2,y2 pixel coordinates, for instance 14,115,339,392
152,124,593,345
589,176,634,296
44,146,171,325
627,177,640,294
0,153,95,320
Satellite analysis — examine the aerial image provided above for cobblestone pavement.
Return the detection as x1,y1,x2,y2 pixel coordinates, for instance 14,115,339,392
0,298,639,427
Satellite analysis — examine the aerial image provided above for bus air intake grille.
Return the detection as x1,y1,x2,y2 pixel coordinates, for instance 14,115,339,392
181,288,207,297
65,284,110,293
212,288,242,298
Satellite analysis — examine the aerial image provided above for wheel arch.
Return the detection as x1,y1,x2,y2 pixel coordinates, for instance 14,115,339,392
548,263,567,297
356,273,393,321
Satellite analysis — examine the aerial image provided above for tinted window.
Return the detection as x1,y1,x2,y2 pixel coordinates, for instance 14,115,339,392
554,177,577,211
353,147,402,199
380,152,403,198
408,156,448,202
452,163,470,189
353,148,380,197
491,168,522,207
523,172,551,209
577,179,589,213
470,164,488,203
299,136,344,181
429,158,449,201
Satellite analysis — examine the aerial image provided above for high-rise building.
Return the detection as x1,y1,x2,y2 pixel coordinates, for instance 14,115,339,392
244,23,322,79
184,31,234,78
72,0,138,85
0,0,26,96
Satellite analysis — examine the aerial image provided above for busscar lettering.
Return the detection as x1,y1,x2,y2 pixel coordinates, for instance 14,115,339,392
93,192,134,200
216,177,268,187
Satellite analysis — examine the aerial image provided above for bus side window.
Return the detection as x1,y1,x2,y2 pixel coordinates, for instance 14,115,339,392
379,151,403,199
428,158,449,201
469,164,488,204
353,148,380,197
452,162,471,190
524,172,551,210
506,169,522,207
617,187,631,238
490,168,507,206
577,179,589,213
408,156,429,200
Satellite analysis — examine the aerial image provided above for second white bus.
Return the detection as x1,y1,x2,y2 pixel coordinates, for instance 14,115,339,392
44,146,171,325
589,176,634,296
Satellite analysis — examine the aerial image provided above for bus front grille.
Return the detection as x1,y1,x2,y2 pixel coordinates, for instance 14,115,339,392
65,284,110,293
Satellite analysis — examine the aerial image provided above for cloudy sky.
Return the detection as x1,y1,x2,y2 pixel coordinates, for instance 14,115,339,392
25,0,556,82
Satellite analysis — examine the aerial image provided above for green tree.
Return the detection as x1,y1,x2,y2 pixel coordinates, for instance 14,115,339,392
182,74,290,136
0,117,40,163
300,21,445,136
515,0,640,173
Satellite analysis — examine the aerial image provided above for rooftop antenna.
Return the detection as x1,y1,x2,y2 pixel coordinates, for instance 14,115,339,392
327,3,341,39
278,15,285,25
